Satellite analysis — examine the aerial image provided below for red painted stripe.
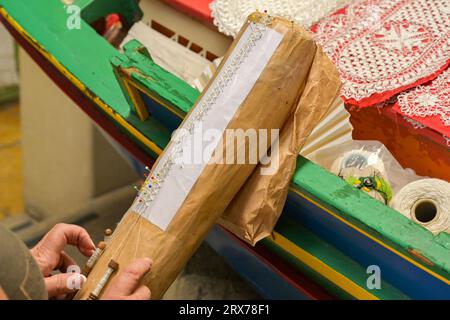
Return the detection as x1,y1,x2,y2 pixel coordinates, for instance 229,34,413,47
162,0,214,25
218,226,336,300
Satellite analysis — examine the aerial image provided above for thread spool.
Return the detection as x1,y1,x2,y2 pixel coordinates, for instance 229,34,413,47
392,179,450,235
412,199,439,224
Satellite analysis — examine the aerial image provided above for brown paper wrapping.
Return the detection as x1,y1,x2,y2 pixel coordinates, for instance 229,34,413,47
220,48,341,246
76,13,337,300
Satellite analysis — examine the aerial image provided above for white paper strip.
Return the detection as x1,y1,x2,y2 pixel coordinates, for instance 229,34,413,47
133,23,283,230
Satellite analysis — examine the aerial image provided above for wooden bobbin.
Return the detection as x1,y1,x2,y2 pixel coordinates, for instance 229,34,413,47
68,241,107,300
87,259,119,300
82,241,107,276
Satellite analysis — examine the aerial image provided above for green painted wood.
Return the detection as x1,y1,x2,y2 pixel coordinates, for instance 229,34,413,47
293,157,450,276
2,0,448,280
2,0,125,112
115,40,199,114
0,0,170,151
265,217,410,300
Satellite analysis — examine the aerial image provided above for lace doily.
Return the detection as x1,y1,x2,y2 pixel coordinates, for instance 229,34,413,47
210,0,355,38
394,67,450,137
312,0,450,107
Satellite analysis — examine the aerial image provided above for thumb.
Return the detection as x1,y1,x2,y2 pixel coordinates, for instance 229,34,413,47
45,272,86,298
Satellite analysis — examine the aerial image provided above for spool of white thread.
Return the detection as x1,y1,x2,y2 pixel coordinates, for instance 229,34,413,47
391,179,450,235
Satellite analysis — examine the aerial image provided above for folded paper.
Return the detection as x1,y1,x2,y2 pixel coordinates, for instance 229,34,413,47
220,48,341,246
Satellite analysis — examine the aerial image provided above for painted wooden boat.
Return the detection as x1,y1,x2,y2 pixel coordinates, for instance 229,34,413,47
1,0,448,299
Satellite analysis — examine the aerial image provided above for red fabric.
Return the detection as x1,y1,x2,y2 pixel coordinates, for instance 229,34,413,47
344,60,450,108
348,104,450,181
162,0,214,24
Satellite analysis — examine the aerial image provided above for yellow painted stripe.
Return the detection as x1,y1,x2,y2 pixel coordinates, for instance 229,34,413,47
290,187,450,286
128,80,186,119
123,78,149,121
270,231,379,300
3,6,448,287
0,7,163,156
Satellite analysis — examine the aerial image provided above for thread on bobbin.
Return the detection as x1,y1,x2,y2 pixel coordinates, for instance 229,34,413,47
87,259,119,300
83,241,107,276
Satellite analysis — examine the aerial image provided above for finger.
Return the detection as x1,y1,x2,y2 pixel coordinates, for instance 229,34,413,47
126,285,151,300
45,273,86,298
0,286,8,300
57,251,77,273
108,258,153,296
40,224,95,257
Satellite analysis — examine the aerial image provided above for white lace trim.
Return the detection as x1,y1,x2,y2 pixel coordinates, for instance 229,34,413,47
398,68,450,127
313,0,450,104
131,17,275,227
210,0,354,38
402,116,427,130
444,136,450,147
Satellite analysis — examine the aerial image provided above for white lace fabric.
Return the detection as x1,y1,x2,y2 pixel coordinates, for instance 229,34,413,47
398,68,450,127
313,0,450,106
210,0,355,38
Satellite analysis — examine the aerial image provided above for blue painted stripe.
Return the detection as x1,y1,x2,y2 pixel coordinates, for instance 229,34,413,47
284,191,450,299
206,226,310,300
140,92,182,133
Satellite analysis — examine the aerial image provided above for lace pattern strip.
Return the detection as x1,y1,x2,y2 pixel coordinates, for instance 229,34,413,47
210,0,355,38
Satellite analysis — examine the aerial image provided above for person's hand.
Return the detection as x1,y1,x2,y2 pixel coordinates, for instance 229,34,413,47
102,258,152,300
30,223,95,298
0,286,8,300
